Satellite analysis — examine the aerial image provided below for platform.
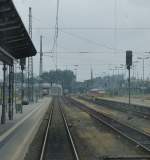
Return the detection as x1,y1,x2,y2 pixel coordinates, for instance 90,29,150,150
95,96,150,108
0,97,51,160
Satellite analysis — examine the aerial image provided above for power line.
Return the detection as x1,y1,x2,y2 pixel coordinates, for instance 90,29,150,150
58,63,121,66
60,30,124,52
43,51,124,54
33,27,150,31
39,50,148,55
59,31,150,54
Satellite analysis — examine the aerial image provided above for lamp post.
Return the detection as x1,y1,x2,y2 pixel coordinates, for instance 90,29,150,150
137,56,150,81
137,56,150,97
111,65,124,96
132,61,139,95
109,68,115,96
132,61,138,78
118,65,126,96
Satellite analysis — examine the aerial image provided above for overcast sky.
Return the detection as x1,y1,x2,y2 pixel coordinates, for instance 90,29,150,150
11,0,150,81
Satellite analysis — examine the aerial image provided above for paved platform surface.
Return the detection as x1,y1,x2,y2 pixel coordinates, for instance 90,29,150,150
0,100,43,135
0,97,51,160
96,96,150,107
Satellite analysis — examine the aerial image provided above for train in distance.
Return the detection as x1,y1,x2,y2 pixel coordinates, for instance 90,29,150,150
41,83,63,96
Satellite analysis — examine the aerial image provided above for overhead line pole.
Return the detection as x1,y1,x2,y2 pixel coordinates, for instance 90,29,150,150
28,7,34,102
39,35,43,76
39,35,43,99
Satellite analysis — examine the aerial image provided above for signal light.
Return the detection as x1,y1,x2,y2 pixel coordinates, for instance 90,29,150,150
126,50,132,69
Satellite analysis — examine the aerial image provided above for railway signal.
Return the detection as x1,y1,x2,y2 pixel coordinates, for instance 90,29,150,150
126,51,132,69
126,50,132,105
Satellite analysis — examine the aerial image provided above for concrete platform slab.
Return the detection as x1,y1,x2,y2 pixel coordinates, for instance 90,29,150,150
0,97,51,160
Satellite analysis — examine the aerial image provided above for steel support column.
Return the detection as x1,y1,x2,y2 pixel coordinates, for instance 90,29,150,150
20,58,25,113
21,68,24,113
1,63,7,124
11,65,14,119
8,66,12,120
14,64,17,112
8,65,14,120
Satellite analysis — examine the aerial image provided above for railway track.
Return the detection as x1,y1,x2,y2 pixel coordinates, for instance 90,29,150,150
67,97,150,154
132,111,150,120
78,96,150,120
103,156,150,160
40,97,79,160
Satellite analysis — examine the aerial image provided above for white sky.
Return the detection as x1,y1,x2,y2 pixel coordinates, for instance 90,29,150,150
10,0,150,81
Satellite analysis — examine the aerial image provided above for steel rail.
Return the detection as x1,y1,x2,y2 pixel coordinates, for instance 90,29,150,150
103,156,150,160
78,96,150,120
40,101,54,160
68,98,150,153
58,98,80,160
132,111,150,120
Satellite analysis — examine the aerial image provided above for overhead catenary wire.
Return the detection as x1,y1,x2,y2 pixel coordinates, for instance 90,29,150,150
30,11,149,55
44,51,124,54
39,50,150,55
18,0,150,81
31,16,148,54
33,27,150,31
59,30,124,52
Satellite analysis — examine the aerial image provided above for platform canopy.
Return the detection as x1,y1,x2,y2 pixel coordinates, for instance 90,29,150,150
0,0,37,65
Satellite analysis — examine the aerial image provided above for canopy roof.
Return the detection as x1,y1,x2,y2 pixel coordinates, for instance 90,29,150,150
0,0,36,64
